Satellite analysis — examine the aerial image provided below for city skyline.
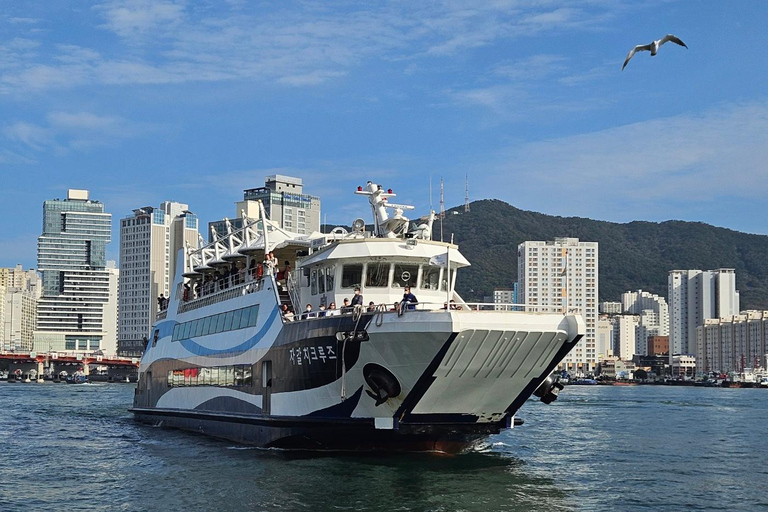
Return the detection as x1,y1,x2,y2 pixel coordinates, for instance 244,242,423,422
3,1,768,271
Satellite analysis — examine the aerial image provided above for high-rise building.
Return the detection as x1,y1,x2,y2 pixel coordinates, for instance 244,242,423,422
668,269,739,360
34,189,117,354
518,237,598,373
209,175,321,241
612,314,639,360
621,289,669,357
1,265,42,352
596,315,614,360
697,311,768,374
118,202,198,357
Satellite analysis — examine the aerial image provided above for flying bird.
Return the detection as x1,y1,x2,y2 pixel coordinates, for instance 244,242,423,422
622,34,688,70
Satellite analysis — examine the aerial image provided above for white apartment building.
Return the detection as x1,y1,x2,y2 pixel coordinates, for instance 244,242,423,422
697,311,768,374
118,202,199,357
34,190,117,355
599,301,622,314
0,265,42,352
518,237,598,373
621,289,670,357
596,315,614,360
612,314,639,360
668,269,739,360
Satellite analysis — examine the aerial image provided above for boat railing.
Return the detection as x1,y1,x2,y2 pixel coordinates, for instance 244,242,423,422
178,273,265,314
285,271,301,311
283,301,574,322
156,310,168,321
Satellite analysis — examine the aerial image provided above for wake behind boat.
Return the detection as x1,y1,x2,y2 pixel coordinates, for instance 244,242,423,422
130,181,584,452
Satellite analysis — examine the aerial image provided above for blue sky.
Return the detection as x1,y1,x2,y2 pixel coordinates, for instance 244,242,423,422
2,1,767,269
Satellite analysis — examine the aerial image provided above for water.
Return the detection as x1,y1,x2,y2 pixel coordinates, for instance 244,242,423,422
1,383,767,512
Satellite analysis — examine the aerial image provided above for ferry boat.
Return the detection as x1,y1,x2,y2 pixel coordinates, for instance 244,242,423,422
130,181,584,452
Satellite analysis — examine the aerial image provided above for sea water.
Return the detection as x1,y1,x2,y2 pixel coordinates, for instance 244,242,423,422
1,382,766,511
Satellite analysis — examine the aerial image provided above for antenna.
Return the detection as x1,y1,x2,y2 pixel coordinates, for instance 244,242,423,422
429,173,433,213
439,177,445,242
464,173,470,213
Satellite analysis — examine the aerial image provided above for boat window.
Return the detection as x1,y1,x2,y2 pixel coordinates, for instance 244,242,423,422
215,313,226,333
325,267,335,292
181,323,192,340
441,268,454,292
172,324,181,341
231,309,243,330
318,268,326,294
341,264,363,288
311,269,318,295
193,319,205,337
366,262,390,287
223,311,235,331
392,263,419,289
247,305,260,327
200,316,211,335
421,265,440,290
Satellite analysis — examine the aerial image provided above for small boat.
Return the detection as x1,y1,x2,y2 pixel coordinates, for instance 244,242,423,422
66,371,87,384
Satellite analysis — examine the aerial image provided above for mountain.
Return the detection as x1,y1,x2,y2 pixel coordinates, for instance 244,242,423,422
439,199,768,310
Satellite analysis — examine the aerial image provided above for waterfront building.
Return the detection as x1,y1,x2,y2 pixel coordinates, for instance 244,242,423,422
209,175,320,241
612,314,639,360
0,265,42,352
118,202,199,357
518,237,598,372
696,311,768,374
670,354,696,379
33,189,117,354
596,316,614,360
668,269,739,361
647,335,669,356
599,301,622,314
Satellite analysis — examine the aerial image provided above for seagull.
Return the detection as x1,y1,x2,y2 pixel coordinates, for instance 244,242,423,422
622,34,688,70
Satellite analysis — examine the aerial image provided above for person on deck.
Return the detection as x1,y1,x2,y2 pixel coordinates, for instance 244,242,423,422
401,286,418,310
351,287,363,307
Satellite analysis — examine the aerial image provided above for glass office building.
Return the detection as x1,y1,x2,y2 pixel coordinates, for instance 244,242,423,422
35,189,118,354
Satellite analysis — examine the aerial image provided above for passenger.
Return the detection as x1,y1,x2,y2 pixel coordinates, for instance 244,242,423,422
327,302,341,316
402,286,418,310
341,298,351,313
158,294,167,311
302,304,315,319
449,299,461,310
277,260,291,281
183,284,190,301
390,302,400,312
367,301,376,312
318,304,327,317
351,287,363,306
281,304,295,322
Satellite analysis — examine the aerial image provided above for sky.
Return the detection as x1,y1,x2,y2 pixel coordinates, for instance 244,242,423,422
2,0,767,269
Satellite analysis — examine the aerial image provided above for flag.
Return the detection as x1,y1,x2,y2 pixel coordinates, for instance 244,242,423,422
429,253,448,267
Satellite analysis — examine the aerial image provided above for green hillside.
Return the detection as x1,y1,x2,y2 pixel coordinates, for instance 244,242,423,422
439,199,768,310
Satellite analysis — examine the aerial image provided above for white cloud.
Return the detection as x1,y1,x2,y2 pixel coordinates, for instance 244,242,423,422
2,121,51,150
95,0,185,38
0,1,631,92
482,100,768,219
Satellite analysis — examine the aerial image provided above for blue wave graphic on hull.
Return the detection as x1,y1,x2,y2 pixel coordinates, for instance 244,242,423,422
177,305,280,357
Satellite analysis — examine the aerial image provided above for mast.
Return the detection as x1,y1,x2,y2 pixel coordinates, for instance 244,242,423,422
464,173,470,213
439,177,445,242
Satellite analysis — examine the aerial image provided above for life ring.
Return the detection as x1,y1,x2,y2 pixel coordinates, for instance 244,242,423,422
401,271,410,282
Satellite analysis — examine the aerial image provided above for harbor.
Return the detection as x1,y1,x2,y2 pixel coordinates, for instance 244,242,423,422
2,381,766,512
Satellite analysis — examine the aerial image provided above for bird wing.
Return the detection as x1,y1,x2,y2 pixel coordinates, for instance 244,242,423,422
659,34,688,48
622,44,652,70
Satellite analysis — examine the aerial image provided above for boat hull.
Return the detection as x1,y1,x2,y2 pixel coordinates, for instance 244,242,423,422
131,279,584,452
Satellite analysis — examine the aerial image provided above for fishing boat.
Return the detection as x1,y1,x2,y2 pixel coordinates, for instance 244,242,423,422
130,181,584,452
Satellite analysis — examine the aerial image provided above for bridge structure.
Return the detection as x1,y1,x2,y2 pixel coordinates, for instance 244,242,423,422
0,351,139,381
